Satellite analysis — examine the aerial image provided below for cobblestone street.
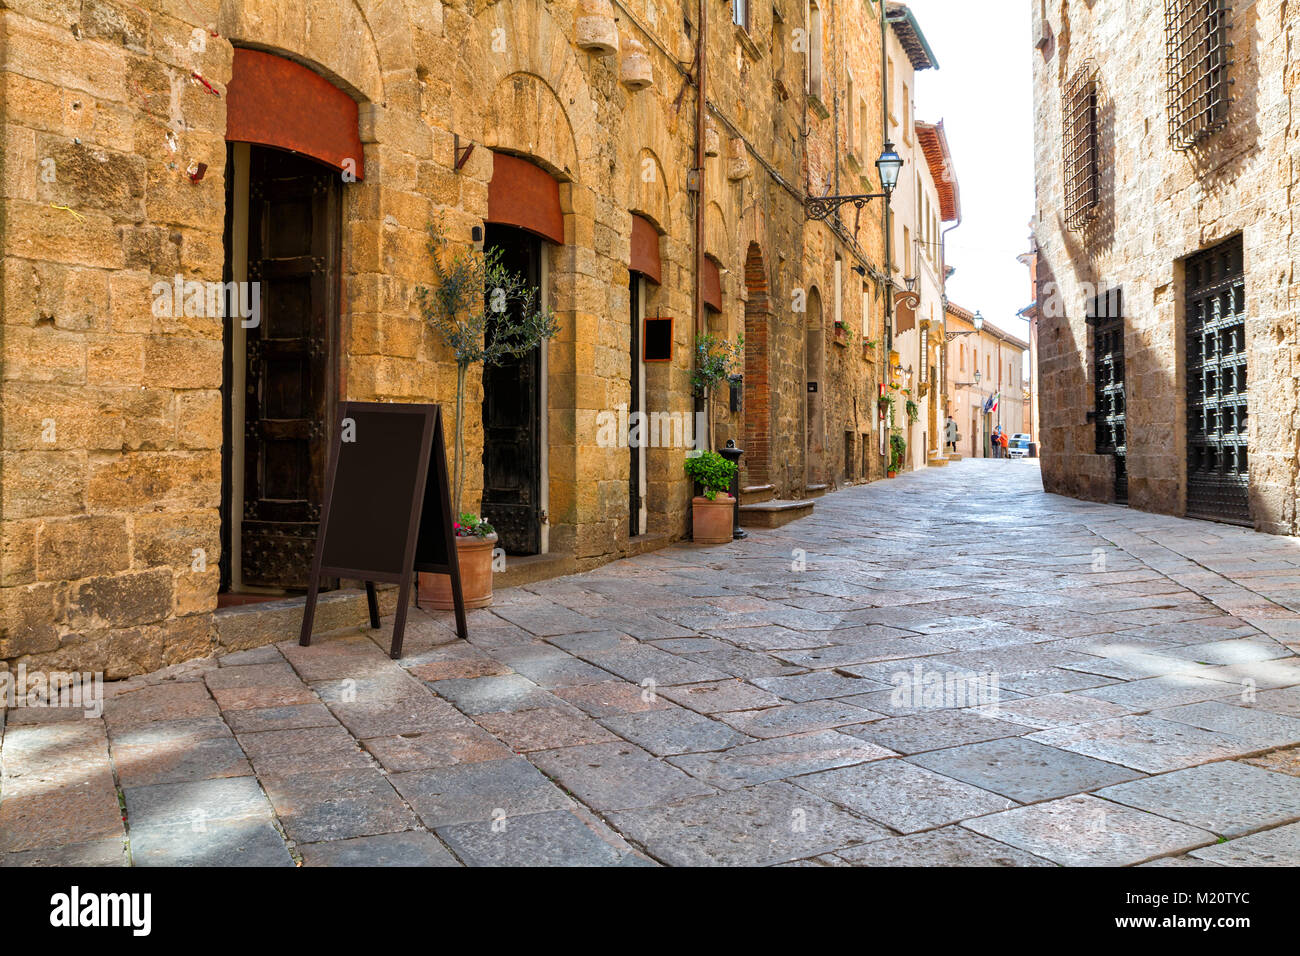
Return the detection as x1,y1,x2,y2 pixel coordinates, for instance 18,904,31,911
5,460,1300,867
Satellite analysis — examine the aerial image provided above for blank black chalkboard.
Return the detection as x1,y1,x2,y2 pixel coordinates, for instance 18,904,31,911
299,402,466,658
644,316,673,362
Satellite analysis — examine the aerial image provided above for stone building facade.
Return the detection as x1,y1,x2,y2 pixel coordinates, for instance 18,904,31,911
1031,0,1299,532
0,1,936,675
943,303,1028,459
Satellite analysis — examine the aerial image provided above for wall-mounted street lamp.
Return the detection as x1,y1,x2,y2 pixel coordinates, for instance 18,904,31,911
944,310,985,342
955,369,982,389
805,142,903,220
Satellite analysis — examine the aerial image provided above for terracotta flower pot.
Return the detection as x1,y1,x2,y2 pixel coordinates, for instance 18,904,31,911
887,470,897,478
417,533,497,610
692,494,734,545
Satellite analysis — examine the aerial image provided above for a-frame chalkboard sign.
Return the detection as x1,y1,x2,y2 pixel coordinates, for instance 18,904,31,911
299,402,467,659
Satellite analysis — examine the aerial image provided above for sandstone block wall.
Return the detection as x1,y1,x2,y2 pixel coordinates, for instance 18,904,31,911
1031,0,1299,533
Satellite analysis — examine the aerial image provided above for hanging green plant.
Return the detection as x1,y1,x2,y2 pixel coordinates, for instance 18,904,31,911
889,430,907,473
905,398,920,424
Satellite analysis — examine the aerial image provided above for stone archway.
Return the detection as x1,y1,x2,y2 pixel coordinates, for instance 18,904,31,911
805,286,825,487
743,242,772,488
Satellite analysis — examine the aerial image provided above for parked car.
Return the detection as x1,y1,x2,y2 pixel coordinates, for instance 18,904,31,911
1008,433,1032,458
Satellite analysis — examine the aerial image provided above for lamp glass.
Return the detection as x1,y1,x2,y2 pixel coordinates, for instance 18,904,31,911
973,311,985,332
876,142,903,194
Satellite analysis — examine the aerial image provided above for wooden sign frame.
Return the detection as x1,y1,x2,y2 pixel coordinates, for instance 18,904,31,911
299,402,467,659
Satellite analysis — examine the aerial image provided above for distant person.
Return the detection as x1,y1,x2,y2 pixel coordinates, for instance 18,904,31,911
991,425,1002,458
999,429,1009,459
944,416,959,453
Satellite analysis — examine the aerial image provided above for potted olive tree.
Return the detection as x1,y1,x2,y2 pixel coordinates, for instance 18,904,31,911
691,332,744,451
415,223,558,609
683,450,737,545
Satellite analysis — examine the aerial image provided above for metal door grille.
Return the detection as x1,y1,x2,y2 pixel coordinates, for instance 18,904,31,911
1185,235,1249,524
1063,66,1099,230
1166,0,1232,149
1089,288,1127,504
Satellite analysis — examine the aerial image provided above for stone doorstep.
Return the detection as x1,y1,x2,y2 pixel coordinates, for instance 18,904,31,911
740,483,775,505
739,499,816,529
214,585,400,653
804,484,830,498
493,552,578,589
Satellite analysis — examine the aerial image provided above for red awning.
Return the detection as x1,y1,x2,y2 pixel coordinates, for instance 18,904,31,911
630,214,662,284
487,152,564,245
226,48,364,179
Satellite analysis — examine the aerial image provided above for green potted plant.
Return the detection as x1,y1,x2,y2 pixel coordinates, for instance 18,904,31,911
905,397,920,425
683,449,737,545
691,332,744,451
415,222,558,609
877,391,895,421
888,429,907,478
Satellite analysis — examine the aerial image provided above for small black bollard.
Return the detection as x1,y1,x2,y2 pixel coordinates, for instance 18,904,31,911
718,441,747,540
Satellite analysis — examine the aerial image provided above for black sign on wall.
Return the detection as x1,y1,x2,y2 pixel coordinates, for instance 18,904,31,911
643,316,673,362
299,402,467,659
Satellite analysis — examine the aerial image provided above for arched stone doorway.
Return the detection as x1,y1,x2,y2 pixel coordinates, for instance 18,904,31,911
742,243,772,489
220,50,363,595
805,287,825,488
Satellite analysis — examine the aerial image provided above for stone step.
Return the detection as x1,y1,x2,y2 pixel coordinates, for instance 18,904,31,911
947,453,964,461
215,584,399,653
740,483,775,504
739,499,816,529
927,454,949,467
804,483,830,497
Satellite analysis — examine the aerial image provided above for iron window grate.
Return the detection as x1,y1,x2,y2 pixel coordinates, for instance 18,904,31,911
1063,67,1099,231
1166,0,1232,150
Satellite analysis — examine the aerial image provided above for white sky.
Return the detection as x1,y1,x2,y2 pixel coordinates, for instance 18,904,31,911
903,0,1035,344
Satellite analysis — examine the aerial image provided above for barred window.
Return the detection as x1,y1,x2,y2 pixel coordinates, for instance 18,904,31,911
1166,0,1232,150
1062,66,1099,231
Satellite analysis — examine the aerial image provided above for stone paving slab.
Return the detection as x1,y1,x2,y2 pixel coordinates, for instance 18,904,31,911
598,708,750,756
1,839,130,867
607,781,892,866
750,671,889,702
130,820,294,867
655,679,785,713
436,810,650,867
792,758,1018,834
908,737,1143,803
1095,761,1300,837
122,776,273,831
1188,820,1300,865
299,831,462,867
845,710,1035,754
391,757,574,827
529,742,715,811
1028,716,1257,774
667,730,895,790
964,794,1217,866
716,700,883,739
1149,700,1300,749
832,825,1055,867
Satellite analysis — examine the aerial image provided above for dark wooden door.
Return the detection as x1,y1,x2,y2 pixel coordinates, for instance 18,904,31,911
241,147,341,587
1186,236,1249,525
1089,288,1128,504
481,225,542,555
629,275,642,537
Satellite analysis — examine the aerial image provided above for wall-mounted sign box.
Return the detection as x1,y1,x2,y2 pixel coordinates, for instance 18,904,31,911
643,316,673,362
